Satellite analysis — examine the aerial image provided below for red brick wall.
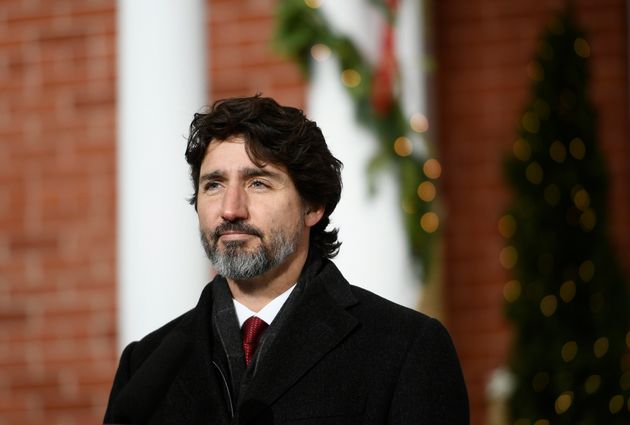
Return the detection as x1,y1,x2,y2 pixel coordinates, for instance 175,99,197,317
208,0,306,107
434,1,630,424
0,1,117,424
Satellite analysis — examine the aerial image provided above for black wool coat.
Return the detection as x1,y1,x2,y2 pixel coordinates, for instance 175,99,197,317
104,258,469,425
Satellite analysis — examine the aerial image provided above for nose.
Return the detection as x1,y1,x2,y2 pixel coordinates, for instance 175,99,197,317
220,185,248,222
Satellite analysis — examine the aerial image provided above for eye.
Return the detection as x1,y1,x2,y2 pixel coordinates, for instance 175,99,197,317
250,179,270,189
203,181,222,192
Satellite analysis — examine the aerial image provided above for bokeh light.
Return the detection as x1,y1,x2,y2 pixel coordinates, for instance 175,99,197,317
393,136,413,157
304,0,322,8
500,246,518,269
555,391,573,414
561,341,578,362
513,138,532,161
574,37,591,58
498,214,517,238
310,43,331,61
417,181,436,202
341,69,361,88
569,137,586,159
526,162,544,184
410,113,429,133
503,280,522,302
420,212,439,233
423,159,442,179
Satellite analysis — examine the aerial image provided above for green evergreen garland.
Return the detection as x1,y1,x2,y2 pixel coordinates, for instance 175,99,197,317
273,0,439,281
503,9,630,424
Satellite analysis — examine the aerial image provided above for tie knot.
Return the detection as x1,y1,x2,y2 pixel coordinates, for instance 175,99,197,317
242,316,269,366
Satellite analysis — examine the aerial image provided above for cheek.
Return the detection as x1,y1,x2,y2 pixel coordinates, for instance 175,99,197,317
256,199,302,229
197,202,219,228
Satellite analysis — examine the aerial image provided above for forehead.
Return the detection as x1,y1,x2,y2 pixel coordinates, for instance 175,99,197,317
201,136,288,175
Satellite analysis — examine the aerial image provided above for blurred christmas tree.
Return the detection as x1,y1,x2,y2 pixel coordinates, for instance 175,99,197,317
503,8,630,425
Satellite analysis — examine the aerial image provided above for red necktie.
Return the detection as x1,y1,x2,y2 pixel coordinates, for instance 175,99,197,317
241,316,269,366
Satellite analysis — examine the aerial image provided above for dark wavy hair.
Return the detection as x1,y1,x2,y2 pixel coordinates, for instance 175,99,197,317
185,95,343,258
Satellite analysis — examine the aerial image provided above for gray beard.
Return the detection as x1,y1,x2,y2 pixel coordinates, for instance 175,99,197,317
201,227,299,280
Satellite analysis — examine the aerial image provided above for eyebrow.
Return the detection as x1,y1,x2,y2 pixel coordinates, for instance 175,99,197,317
199,167,283,183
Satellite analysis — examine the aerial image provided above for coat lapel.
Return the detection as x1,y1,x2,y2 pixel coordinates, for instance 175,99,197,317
237,262,359,424
148,282,231,424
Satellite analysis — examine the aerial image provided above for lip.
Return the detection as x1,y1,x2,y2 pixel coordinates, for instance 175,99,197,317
219,232,255,240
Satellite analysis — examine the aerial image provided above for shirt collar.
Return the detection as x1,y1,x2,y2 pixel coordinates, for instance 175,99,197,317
232,283,297,327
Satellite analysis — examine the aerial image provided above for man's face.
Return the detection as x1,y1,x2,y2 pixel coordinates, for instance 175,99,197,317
197,136,320,281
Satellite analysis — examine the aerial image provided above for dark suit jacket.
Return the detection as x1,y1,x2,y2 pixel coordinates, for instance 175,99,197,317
104,258,469,424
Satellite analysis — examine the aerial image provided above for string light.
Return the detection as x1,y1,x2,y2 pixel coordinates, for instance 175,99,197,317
423,159,441,179
574,37,591,58
549,140,567,163
410,113,429,133
513,138,532,161
561,341,578,362
310,43,331,61
503,280,522,302
420,212,439,233
393,136,413,157
555,391,573,414
578,260,595,282
540,295,557,317
498,215,517,238
584,374,601,394
417,181,436,202
609,395,624,414
304,0,322,8
499,246,518,269
620,371,630,390
559,280,576,303
573,188,590,211
569,137,586,159
580,209,597,231
593,337,609,358
533,419,550,425
526,162,544,184
341,69,361,88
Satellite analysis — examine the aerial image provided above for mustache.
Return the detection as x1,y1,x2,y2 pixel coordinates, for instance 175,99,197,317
212,221,264,241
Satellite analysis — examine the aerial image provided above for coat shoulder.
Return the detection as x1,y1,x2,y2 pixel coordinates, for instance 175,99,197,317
344,284,459,359
124,280,214,369
348,284,432,326
128,308,196,364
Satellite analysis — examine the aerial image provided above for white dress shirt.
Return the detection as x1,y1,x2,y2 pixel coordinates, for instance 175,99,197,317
232,283,297,327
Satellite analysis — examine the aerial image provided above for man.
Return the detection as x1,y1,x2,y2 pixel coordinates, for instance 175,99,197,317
104,95,469,424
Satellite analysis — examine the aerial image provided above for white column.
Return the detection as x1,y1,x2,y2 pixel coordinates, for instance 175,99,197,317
117,0,208,349
307,0,426,308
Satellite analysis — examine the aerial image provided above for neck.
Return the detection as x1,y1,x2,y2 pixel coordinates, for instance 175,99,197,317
227,245,309,312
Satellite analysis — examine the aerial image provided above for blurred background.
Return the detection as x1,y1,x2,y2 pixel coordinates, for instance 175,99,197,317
1,0,629,424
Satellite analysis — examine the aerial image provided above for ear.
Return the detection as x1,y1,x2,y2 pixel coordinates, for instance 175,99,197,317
304,204,325,228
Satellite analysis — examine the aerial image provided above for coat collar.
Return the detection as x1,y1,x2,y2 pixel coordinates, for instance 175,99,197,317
236,258,360,424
